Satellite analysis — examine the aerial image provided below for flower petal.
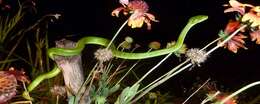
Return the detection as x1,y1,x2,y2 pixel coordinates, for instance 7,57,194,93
145,13,159,22
227,40,239,53
112,0,158,30
242,12,260,28
232,33,247,44
224,0,254,15
120,0,129,6
250,30,260,44
219,33,247,53
111,7,125,17
224,20,241,34
224,8,244,14
128,16,145,28
144,18,151,30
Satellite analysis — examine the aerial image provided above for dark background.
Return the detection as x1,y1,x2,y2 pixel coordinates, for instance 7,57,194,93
37,0,260,97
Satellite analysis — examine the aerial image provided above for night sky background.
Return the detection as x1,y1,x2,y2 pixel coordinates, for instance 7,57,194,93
36,0,260,97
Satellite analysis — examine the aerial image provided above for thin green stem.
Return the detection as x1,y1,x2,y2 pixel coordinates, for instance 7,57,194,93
106,20,128,49
220,81,260,104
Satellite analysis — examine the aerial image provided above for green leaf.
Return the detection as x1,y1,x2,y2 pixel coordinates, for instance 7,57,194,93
108,84,120,95
218,30,228,39
115,84,140,104
68,96,77,104
95,96,106,104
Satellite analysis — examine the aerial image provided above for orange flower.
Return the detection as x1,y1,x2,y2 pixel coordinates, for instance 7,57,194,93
240,6,260,44
250,30,260,44
0,67,30,103
111,0,158,30
242,6,260,29
0,71,17,104
223,34,247,53
205,83,237,104
224,0,253,15
208,92,238,104
219,21,247,53
223,20,241,34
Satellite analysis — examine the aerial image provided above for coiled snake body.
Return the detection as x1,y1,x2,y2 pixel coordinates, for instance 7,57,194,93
23,15,208,100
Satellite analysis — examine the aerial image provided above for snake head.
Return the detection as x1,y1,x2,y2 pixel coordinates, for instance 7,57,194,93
188,15,208,25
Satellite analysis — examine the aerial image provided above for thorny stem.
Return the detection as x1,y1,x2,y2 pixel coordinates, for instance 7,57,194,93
220,81,260,104
182,78,211,104
106,20,128,49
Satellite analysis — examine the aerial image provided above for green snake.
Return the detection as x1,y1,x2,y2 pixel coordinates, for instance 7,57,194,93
22,15,208,100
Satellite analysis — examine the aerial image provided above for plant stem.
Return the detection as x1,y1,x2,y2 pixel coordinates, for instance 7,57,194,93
116,48,152,85
182,78,211,104
201,37,221,50
135,53,173,85
76,63,98,97
201,91,220,104
131,61,192,103
106,20,128,49
108,60,126,83
220,81,260,104
116,60,141,85
56,96,59,104
131,24,248,103
206,25,247,55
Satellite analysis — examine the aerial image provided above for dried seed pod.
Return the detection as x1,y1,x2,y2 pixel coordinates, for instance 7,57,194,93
186,48,208,66
94,48,114,62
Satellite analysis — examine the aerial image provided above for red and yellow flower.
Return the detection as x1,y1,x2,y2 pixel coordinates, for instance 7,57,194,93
208,91,237,104
221,0,260,52
250,30,260,44
112,0,158,30
242,6,260,29
219,20,247,53
224,0,253,15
